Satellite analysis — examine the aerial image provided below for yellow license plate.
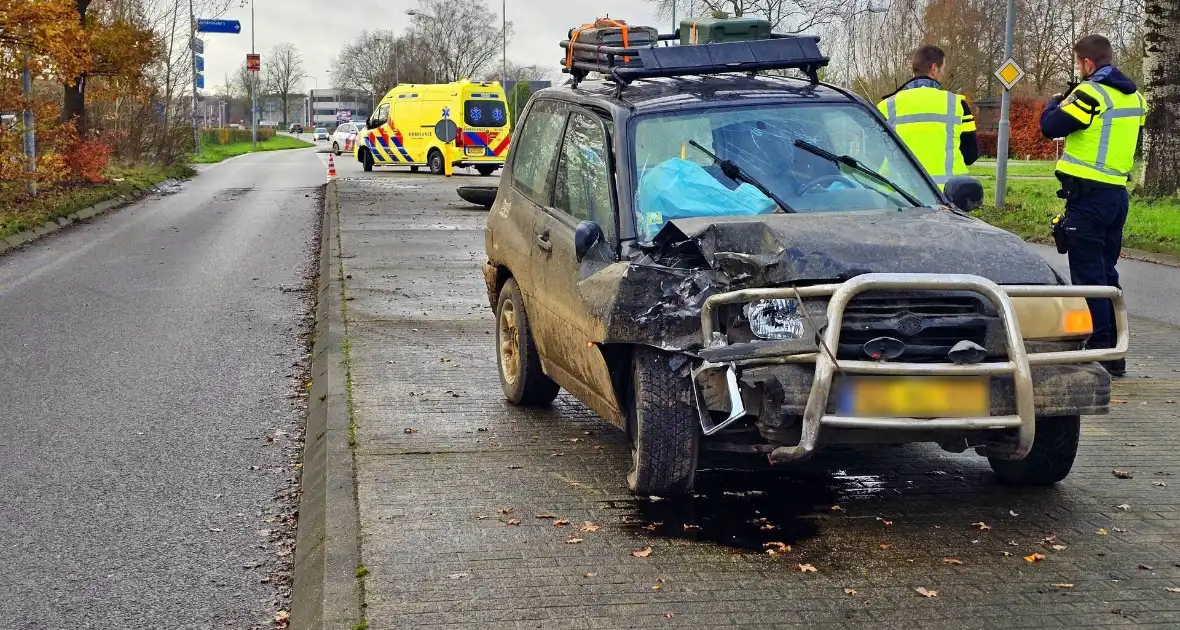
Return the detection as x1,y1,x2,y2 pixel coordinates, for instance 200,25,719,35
466,146,486,156
838,377,990,418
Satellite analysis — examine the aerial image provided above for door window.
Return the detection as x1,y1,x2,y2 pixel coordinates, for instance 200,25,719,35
554,111,613,234
510,100,567,205
371,103,389,127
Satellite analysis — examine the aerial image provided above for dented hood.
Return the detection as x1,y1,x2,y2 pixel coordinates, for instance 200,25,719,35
653,207,1061,286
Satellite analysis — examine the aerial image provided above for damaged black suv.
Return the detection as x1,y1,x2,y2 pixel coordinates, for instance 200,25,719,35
481,29,1128,496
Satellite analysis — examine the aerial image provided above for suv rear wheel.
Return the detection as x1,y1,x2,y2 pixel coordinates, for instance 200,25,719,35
495,278,559,406
627,347,699,496
988,415,1080,485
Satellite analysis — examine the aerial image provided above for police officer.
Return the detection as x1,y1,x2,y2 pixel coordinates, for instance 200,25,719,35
878,45,979,187
1041,34,1145,377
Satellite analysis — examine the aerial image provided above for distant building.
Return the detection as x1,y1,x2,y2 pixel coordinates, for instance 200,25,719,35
308,88,371,129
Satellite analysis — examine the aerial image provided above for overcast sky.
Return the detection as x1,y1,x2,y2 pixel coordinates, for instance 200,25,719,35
202,0,668,91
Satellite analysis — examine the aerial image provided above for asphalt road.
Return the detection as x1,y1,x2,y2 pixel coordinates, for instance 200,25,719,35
0,148,323,629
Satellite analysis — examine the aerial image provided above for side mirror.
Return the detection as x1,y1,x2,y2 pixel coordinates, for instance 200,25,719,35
574,221,604,263
944,176,984,212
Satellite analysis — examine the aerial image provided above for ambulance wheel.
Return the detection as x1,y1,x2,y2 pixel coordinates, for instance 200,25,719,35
361,149,373,172
410,166,420,173
428,149,445,175
476,166,497,177
332,142,341,156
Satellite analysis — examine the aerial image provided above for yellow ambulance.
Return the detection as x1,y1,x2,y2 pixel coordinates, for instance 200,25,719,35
356,80,512,176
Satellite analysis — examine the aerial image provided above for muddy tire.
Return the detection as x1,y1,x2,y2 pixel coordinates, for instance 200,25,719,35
627,347,699,497
476,165,497,177
495,278,559,406
361,149,374,172
989,415,1080,485
428,149,445,175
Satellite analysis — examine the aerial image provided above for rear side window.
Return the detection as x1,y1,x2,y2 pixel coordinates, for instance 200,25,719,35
510,101,567,205
465,100,508,128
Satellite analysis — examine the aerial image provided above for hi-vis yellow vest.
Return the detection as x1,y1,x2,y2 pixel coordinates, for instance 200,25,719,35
1055,81,1146,186
878,87,974,187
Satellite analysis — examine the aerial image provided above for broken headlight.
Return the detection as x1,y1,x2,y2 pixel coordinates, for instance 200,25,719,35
743,299,806,340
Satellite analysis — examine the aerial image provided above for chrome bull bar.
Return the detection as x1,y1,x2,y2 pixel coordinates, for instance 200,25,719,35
695,273,1129,463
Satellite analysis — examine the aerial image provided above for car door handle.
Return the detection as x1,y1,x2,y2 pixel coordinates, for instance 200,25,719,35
535,231,552,253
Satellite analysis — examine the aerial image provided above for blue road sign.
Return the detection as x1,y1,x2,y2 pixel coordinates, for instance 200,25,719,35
194,54,204,72
196,19,241,34
196,73,204,89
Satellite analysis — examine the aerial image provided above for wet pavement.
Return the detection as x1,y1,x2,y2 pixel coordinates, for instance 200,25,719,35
328,154,1180,629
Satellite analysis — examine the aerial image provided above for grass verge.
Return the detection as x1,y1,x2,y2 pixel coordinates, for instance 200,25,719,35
971,160,1058,178
972,179,1180,256
0,163,194,240
193,134,314,164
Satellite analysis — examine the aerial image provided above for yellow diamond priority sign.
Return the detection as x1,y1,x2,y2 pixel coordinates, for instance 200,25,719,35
995,57,1025,90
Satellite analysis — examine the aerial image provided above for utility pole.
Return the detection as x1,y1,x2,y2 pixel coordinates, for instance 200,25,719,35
672,0,676,32
251,0,258,148
501,0,507,88
189,0,201,156
21,53,36,197
994,0,1016,207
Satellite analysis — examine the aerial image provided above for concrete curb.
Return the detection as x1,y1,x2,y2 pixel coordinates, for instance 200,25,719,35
1120,247,1180,269
291,179,364,630
0,179,174,258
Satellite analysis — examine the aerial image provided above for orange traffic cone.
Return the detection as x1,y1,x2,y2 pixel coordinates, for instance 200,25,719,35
327,154,337,178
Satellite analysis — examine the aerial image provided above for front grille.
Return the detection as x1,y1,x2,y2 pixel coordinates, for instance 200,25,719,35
836,293,992,361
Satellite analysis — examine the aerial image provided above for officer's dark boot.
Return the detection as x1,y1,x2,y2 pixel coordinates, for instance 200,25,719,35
1101,359,1126,378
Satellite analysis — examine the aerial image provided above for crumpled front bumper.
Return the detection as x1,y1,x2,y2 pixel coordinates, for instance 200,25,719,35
690,273,1129,464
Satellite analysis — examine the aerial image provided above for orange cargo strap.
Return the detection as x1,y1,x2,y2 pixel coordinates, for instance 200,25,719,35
565,16,632,69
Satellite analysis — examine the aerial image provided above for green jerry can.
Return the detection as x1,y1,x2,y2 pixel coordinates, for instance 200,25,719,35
680,17,773,45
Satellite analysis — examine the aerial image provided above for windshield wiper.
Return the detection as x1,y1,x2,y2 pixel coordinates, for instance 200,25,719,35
688,141,795,213
792,139,924,208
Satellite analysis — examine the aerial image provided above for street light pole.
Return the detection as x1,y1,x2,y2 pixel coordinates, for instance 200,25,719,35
994,0,1016,207
251,0,257,148
501,0,507,88
189,0,201,156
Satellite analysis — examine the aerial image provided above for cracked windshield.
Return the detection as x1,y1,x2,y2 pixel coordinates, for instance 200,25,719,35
633,103,942,240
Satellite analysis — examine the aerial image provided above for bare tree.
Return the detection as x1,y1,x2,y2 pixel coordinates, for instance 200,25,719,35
480,62,555,84
263,43,305,126
331,30,399,98
645,0,844,33
1140,0,1180,195
408,0,512,82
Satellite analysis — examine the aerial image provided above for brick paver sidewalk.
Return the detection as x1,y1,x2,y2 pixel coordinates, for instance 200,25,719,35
335,173,1180,629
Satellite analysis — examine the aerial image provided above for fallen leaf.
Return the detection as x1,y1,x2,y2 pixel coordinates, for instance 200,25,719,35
942,557,964,565
579,522,601,532
1111,398,1129,404
274,610,290,623
565,537,584,544
652,583,662,590
664,613,675,619
972,522,991,531
764,542,791,555
1139,564,1154,570
554,520,570,528
1116,504,1132,511
447,572,469,579
1009,510,1019,517
1008,540,1020,546
1051,583,1074,589
878,543,891,550
797,563,817,573
1001,552,1013,557
643,522,661,531
1025,553,1046,563
881,519,893,526
682,524,702,532
1114,527,1128,533
632,547,653,558
1051,545,1068,551
1113,470,1133,479
507,464,523,470
831,505,844,511
1096,528,1109,535
583,572,598,578
1167,588,1180,593
915,587,938,598
535,513,556,519
506,519,520,526
844,588,858,595
1155,482,1169,487
498,508,514,515
760,524,778,531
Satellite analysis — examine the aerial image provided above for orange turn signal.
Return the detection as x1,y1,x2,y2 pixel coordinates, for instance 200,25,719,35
1063,309,1093,336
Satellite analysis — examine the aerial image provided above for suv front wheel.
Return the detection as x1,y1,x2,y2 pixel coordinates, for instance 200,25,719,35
988,415,1080,485
495,278,559,406
627,347,699,496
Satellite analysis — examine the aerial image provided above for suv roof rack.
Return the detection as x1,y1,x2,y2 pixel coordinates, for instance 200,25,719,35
560,32,829,90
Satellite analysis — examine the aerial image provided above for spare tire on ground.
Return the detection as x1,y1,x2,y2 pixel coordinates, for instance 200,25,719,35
456,185,498,209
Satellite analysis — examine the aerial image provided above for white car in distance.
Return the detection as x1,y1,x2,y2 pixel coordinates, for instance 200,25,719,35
330,122,366,156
